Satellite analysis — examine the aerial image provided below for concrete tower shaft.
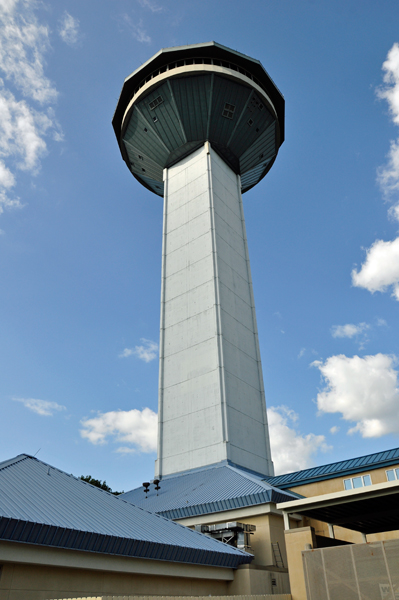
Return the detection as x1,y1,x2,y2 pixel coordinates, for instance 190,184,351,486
156,143,273,477
113,42,285,478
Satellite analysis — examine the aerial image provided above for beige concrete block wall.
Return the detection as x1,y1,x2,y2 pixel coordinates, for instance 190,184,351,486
0,563,230,600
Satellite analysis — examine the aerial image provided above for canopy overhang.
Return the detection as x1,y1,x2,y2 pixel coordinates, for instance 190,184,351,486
277,480,399,535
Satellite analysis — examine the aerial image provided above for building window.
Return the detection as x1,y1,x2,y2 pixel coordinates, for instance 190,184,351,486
386,468,399,481
343,474,372,490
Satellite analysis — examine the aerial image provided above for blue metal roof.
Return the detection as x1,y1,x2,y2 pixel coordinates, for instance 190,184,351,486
265,447,399,489
0,454,252,568
121,463,300,519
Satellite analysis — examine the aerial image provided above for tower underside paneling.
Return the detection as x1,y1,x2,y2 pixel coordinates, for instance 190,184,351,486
155,144,273,478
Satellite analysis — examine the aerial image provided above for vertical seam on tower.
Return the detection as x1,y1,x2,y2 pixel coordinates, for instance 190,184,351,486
237,174,274,475
157,168,169,477
206,74,214,141
207,142,229,445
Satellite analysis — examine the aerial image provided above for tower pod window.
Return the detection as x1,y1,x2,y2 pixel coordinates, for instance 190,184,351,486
149,96,164,110
222,103,235,119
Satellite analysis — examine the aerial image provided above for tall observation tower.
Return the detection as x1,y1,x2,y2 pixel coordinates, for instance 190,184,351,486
113,42,284,479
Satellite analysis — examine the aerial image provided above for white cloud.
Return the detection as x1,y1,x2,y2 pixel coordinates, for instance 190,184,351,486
0,0,57,104
298,348,306,358
13,397,66,416
0,0,62,216
352,43,399,296
58,12,80,47
80,408,157,453
313,353,399,438
268,406,329,474
330,425,340,434
122,15,151,43
331,322,370,339
376,43,399,201
119,338,158,362
352,237,399,300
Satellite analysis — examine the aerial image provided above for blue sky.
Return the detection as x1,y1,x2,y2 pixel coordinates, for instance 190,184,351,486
1,0,399,492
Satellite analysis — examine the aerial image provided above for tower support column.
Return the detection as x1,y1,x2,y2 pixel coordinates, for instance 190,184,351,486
155,143,273,478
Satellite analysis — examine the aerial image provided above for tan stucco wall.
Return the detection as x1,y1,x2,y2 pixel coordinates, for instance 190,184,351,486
0,562,231,600
0,540,237,600
228,565,290,595
288,464,399,498
182,508,298,569
284,527,316,600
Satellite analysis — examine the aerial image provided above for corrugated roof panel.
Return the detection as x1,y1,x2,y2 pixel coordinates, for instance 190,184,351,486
209,76,252,148
123,106,170,164
137,82,185,152
239,121,276,174
228,94,274,161
171,75,211,142
265,447,399,489
0,455,252,568
121,463,299,519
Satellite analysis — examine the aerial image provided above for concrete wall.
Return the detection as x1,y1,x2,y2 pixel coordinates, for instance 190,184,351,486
155,143,273,478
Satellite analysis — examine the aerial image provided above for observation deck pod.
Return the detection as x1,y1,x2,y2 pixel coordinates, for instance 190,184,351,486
113,41,285,196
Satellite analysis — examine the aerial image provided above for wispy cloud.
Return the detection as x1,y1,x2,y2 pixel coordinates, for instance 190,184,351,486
80,408,157,453
0,0,62,216
313,353,399,438
331,322,369,339
137,0,163,13
58,12,80,47
122,14,151,43
119,338,158,362
268,406,330,474
13,397,66,416
331,322,370,348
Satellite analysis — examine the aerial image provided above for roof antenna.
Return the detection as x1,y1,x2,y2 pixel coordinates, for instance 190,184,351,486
143,482,150,498
33,448,41,457
153,479,161,496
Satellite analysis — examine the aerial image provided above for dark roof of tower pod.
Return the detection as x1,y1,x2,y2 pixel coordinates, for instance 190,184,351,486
113,41,285,143
113,41,285,196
